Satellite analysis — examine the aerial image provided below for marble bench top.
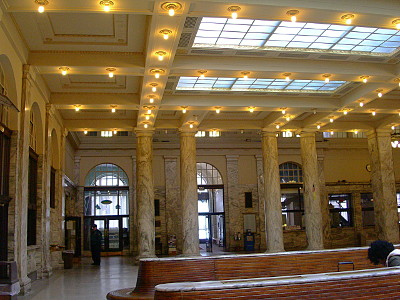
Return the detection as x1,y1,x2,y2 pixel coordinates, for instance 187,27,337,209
155,267,400,292
141,244,399,262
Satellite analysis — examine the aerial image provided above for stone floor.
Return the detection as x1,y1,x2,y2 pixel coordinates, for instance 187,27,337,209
18,257,138,300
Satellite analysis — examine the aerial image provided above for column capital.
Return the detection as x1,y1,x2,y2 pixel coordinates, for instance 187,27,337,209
134,129,154,137
164,156,178,162
261,130,277,138
366,128,392,138
179,128,197,135
300,131,316,138
255,154,263,161
226,155,239,161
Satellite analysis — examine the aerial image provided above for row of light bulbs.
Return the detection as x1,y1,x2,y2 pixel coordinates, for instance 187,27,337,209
32,0,400,31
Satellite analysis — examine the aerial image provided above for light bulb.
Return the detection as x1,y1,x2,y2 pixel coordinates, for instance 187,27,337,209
168,8,175,16
397,24,400,30
75,106,80,112
282,110,286,115
108,71,114,78
291,15,296,22
149,97,154,103
317,125,321,130
325,77,330,83
216,108,220,114
38,5,45,13
378,92,383,98
163,33,169,40
346,19,352,25
286,116,290,121
113,130,117,134
249,107,254,113
372,111,376,116
276,124,280,129
111,108,116,113
62,70,67,76
330,131,334,136
392,126,395,130
232,12,238,19
84,130,88,135
155,73,160,79
182,107,187,113
152,87,157,92
359,102,364,107
147,109,152,114
330,118,334,123
158,55,164,61
243,74,248,79
354,130,358,135
144,123,148,128
189,123,193,128
285,76,290,81
103,4,110,12
145,115,150,120
343,110,348,115
200,74,205,79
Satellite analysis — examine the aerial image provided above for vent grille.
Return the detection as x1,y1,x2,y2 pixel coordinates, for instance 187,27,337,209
190,49,224,55
357,57,386,62
338,86,354,94
278,53,310,58
318,54,350,60
178,33,192,47
235,51,267,56
184,17,198,29
175,90,201,94
165,81,175,90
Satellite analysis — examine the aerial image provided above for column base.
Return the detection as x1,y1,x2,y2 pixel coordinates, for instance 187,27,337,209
17,277,31,295
264,248,285,254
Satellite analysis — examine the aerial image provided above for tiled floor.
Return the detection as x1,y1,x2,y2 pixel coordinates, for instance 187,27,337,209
18,257,138,300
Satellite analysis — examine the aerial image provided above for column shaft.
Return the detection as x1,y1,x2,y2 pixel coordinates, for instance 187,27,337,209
261,132,284,252
300,132,324,250
367,129,399,243
136,131,156,258
180,131,199,256
226,155,240,251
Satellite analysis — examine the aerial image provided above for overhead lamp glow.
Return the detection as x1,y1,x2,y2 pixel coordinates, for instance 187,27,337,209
392,19,400,30
281,108,286,115
377,89,383,98
113,130,117,134
330,130,334,136
395,78,400,87
286,10,299,22
147,109,152,114
99,0,114,12
341,14,355,25
74,105,81,112
360,76,369,83
59,67,69,76
198,70,207,79
283,72,291,82
329,117,334,123
145,114,150,120
354,130,358,135
215,107,221,114
111,107,116,113
106,67,116,78
317,124,321,130
155,51,167,61
275,124,280,129
286,115,291,121
249,106,255,113
371,111,376,116
241,71,250,79
159,29,172,40
359,101,364,107
392,125,395,130
150,83,158,92
323,73,331,83
181,106,187,114
343,110,348,115
144,123,148,129
149,95,155,103
188,122,194,129
35,0,48,13
228,5,241,19
161,2,182,16
84,130,88,135
150,69,165,79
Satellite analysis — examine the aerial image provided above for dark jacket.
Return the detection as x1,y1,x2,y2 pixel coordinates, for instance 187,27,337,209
91,229,102,250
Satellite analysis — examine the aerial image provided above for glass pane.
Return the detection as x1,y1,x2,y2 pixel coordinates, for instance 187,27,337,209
198,215,209,240
122,217,130,250
108,219,120,250
94,220,105,250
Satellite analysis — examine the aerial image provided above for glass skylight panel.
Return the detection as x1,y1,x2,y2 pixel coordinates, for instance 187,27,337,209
193,17,400,54
176,77,347,92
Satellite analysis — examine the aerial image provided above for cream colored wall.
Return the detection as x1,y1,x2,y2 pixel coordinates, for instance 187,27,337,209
64,139,75,181
238,156,257,185
392,148,400,182
154,155,165,187
324,148,371,182
79,156,133,186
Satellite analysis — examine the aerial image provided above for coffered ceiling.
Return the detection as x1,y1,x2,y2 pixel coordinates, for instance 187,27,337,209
3,0,400,135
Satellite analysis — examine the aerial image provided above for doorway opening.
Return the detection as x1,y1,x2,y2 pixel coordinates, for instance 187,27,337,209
197,163,225,254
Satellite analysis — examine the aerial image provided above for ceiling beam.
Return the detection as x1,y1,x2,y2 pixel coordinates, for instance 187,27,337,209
51,93,140,108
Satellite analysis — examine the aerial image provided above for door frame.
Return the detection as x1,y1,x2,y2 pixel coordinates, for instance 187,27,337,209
91,216,124,252
65,216,81,257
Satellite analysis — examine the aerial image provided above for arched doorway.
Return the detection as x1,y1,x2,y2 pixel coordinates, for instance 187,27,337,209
83,163,129,254
197,162,224,253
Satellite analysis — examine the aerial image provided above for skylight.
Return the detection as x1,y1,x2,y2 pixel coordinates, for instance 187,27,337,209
176,77,348,92
193,18,400,55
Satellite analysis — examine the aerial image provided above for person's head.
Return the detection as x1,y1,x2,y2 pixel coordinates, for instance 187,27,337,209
91,224,97,231
368,240,395,265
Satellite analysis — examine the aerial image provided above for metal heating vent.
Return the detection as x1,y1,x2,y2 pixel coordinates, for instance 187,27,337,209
178,33,192,47
318,54,350,60
184,17,199,28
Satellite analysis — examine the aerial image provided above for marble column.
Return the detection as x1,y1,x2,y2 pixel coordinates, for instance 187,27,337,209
129,156,137,256
300,132,324,250
40,104,52,277
226,155,241,251
180,130,200,256
135,130,156,258
261,132,284,252
164,156,182,254
367,129,399,243
255,155,266,250
317,153,331,248
352,192,364,245
14,65,32,293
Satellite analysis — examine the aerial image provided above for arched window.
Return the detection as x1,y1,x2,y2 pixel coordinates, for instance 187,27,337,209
84,163,129,216
29,110,36,151
279,162,303,183
85,163,128,187
197,162,223,185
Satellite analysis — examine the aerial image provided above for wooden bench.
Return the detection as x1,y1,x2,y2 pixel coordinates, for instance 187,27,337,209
154,268,400,299
106,246,380,299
